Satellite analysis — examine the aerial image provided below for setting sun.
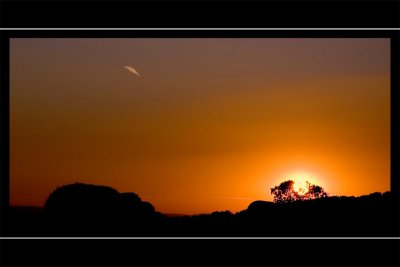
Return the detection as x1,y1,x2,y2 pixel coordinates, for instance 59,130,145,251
278,170,325,193
293,180,309,195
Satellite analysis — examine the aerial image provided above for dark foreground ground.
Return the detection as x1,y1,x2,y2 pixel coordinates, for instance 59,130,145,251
5,189,397,237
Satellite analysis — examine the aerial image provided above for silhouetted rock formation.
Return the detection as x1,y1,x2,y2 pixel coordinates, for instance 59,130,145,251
42,183,164,236
44,183,121,216
247,200,275,212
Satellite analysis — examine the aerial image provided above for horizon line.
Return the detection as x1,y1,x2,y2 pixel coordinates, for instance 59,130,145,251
9,190,392,216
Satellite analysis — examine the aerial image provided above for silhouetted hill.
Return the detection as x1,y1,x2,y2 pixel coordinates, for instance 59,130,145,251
44,183,121,215
235,191,395,236
41,183,166,236
247,200,275,212
5,184,397,237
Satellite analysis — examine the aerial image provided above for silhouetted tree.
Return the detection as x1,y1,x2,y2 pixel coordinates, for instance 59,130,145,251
270,180,328,203
303,182,328,200
270,180,300,203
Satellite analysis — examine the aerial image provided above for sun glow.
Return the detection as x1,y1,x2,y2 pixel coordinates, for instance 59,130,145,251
282,170,324,195
293,180,309,195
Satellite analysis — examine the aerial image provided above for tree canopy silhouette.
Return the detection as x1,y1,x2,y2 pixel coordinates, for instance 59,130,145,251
270,180,328,203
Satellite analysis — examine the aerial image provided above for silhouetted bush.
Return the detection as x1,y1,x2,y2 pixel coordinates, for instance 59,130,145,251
270,180,328,203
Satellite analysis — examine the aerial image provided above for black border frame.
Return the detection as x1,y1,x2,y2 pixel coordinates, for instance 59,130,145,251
1,0,400,29
1,29,399,266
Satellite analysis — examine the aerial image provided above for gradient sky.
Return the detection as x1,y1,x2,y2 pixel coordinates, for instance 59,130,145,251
10,38,390,215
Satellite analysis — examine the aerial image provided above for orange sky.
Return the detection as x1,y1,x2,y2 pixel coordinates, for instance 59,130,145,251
10,38,390,215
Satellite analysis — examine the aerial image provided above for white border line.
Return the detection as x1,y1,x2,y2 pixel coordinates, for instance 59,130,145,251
1,237,400,239
1,28,399,240
0,28,400,30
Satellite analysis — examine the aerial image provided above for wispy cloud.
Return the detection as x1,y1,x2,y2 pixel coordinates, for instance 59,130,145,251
124,65,140,76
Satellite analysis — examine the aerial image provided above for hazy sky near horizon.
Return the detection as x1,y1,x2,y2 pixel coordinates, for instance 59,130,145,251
10,38,390,214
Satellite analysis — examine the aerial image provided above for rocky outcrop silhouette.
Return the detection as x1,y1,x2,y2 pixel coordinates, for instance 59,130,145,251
247,200,275,212
44,183,121,216
42,183,164,235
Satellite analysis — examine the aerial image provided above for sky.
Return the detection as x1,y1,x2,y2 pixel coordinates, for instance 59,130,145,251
10,38,390,215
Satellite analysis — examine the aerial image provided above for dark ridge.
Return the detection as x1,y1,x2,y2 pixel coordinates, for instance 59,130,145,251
6,183,396,237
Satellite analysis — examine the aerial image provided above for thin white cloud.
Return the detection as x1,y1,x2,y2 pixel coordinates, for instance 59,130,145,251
124,65,140,76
